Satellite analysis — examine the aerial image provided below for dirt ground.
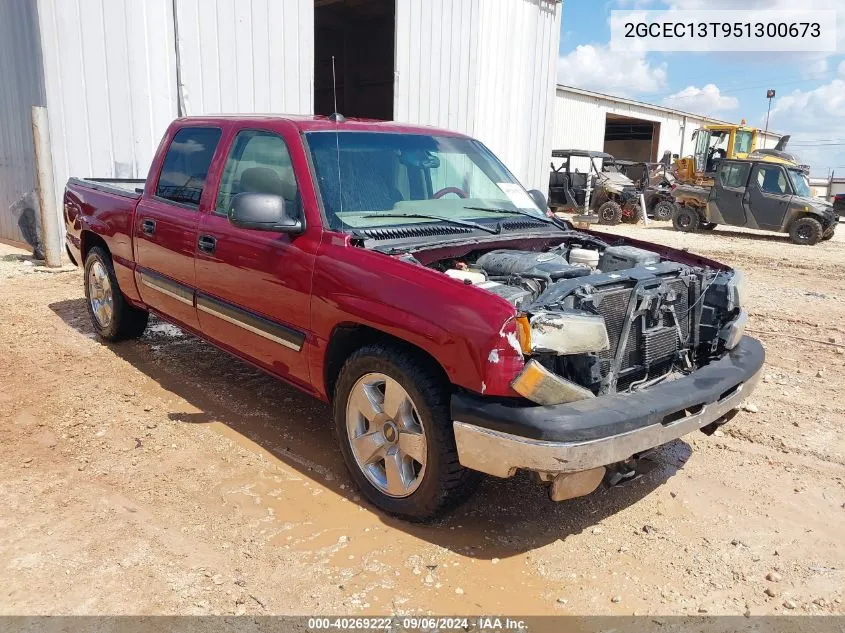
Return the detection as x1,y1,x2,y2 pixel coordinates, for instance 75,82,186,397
1,222,844,617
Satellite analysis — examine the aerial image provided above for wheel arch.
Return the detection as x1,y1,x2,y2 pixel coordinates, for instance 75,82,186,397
323,323,450,404
80,230,110,262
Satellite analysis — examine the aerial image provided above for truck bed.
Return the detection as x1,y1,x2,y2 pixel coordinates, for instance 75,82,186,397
68,177,145,199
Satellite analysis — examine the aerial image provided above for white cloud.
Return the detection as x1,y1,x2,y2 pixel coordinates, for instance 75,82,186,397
769,78,845,174
557,45,667,96
662,84,738,113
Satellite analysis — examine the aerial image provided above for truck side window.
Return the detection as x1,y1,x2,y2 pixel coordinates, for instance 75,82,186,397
756,166,788,195
155,127,222,207
720,162,750,189
215,130,299,216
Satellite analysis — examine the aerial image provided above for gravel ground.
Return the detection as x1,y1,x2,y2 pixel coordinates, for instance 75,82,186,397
0,222,843,616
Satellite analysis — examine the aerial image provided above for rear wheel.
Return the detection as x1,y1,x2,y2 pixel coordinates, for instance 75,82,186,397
822,226,835,241
333,343,480,521
84,247,149,341
652,200,675,221
597,201,623,225
672,206,700,232
789,216,823,245
621,203,643,224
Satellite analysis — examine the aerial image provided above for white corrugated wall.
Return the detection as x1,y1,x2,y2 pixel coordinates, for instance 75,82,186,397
0,0,45,244
34,0,313,221
553,89,693,164
174,0,313,116
36,0,179,217
394,0,561,192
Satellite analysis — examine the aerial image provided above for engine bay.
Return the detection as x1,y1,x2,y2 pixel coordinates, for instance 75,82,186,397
416,233,746,397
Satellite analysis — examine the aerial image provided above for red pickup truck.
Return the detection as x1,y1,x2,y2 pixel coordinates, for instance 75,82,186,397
64,115,764,520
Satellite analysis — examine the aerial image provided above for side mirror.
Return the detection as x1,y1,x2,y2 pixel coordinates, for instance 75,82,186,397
229,192,303,234
527,188,548,210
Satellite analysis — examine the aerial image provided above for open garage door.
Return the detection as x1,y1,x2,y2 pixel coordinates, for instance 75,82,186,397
314,0,395,120
604,114,660,162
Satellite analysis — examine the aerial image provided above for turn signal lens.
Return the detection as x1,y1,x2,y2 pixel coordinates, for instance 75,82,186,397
515,315,532,355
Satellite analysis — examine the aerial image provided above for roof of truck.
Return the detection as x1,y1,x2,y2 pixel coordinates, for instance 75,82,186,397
174,114,470,137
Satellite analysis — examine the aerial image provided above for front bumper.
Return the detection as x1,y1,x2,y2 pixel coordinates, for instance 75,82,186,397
452,336,764,478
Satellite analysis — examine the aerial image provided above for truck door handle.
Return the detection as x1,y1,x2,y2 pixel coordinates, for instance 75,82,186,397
198,234,216,254
141,219,156,235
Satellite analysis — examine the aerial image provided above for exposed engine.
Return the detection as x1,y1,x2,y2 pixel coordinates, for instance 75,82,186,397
430,238,746,397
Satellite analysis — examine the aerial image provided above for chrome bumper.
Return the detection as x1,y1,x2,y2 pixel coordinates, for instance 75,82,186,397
454,365,762,478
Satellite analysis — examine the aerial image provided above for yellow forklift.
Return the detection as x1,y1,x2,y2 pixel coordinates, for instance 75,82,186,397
674,122,802,185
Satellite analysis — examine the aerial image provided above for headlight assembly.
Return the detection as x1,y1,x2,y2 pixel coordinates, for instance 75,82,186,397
725,269,747,312
528,311,610,355
720,310,748,350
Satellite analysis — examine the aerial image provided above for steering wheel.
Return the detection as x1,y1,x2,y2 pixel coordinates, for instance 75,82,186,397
432,187,469,199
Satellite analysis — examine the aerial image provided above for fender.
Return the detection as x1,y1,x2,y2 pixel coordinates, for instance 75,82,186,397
309,238,525,399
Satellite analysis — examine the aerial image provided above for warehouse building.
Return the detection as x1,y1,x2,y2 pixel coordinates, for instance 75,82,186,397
552,85,781,166
0,0,561,244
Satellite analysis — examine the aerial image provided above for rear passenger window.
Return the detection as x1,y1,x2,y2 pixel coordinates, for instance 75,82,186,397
720,162,750,189
215,130,298,216
156,127,222,207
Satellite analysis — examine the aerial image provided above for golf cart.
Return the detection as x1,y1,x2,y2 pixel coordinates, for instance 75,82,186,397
672,159,837,245
615,158,678,222
548,149,641,225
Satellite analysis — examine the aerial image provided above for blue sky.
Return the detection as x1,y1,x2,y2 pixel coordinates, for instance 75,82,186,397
557,0,845,177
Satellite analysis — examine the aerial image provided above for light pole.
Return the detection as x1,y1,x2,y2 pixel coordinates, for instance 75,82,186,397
764,89,776,135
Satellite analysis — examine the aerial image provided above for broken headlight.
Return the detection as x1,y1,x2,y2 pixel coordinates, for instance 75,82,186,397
725,269,747,312
527,311,610,355
720,310,748,350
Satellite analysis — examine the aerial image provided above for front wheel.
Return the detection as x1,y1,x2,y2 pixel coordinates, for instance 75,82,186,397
652,200,675,222
789,216,823,245
333,344,480,521
84,247,149,341
672,206,700,232
597,201,623,225
822,226,835,241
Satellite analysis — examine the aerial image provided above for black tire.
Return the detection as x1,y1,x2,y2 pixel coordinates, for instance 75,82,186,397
672,206,700,232
621,203,642,224
652,200,675,222
701,222,718,230
84,246,149,341
789,216,823,246
822,227,835,241
333,343,481,521
597,201,623,225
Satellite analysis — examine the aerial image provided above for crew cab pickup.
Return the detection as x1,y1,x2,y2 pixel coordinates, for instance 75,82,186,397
64,116,764,520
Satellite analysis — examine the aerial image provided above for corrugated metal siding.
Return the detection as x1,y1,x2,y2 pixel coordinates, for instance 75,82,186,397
553,88,784,166
395,0,561,191
174,0,313,116
0,0,45,243
553,89,718,164
36,0,179,216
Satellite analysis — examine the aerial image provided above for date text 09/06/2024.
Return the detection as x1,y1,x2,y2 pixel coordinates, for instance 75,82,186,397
308,617,527,630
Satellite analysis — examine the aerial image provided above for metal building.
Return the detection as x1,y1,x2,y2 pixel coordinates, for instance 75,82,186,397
552,85,781,166
0,0,561,245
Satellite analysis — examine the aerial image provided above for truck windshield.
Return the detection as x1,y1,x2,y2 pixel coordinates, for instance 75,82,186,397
788,169,812,197
305,132,545,231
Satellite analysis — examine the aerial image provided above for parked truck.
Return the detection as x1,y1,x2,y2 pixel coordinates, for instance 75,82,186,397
64,115,763,520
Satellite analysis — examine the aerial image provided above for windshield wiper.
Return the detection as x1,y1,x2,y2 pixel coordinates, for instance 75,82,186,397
359,213,501,235
463,206,571,231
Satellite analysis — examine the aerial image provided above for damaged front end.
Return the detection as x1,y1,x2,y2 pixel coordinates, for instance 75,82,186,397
468,244,749,405
429,237,760,502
